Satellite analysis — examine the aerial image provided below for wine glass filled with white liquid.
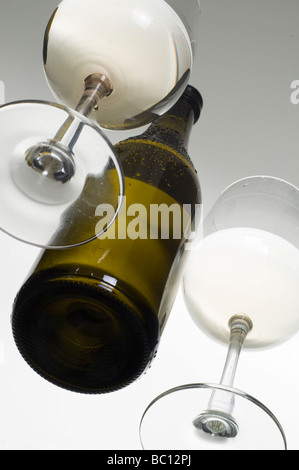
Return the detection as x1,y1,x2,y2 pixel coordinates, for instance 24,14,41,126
185,176,299,348
140,176,299,450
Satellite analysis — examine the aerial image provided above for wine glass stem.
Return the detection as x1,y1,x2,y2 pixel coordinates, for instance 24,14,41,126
25,74,114,182
75,73,113,116
207,314,253,416
53,73,113,150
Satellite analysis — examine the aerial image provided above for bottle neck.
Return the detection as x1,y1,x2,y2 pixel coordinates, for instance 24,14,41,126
141,98,196,151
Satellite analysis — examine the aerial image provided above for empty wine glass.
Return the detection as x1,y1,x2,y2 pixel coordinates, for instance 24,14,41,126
0,0,200,248
140,175,299,450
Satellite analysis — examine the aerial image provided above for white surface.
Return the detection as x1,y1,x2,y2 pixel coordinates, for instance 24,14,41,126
0,0,299,450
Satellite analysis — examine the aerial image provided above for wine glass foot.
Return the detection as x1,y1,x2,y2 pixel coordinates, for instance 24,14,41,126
25,139,76,186
139,384,287,450
0,100,124,248
193,410,239,438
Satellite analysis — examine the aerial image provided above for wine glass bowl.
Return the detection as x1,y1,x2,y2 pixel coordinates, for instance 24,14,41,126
43,0,197,130
184,176,299,348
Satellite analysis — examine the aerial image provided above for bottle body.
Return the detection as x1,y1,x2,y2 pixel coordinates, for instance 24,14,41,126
12,86,202,394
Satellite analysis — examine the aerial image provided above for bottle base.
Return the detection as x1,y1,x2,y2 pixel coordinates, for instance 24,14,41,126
12,271,159,394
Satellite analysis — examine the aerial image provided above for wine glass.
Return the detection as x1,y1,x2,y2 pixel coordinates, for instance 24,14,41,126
0,0,200,248
140,175,299,450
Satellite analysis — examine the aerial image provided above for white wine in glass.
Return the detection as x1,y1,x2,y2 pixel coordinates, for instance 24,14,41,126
185,226,299,348
185,176,299,348
44,0,195,129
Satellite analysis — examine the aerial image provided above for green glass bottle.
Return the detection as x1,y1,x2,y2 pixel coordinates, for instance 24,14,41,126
12,85,203,394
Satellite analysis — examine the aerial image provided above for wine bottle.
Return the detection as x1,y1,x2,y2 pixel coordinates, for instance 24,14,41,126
11,85,203,394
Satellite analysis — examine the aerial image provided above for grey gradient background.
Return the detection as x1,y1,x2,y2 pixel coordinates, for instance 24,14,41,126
0,0,299,449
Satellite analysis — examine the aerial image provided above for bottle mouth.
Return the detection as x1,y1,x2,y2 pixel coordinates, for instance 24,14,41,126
183,85,203,123
12,272,159,394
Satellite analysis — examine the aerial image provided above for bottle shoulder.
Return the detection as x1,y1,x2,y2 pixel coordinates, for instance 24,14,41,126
115,137,200,205
115,130,193,167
